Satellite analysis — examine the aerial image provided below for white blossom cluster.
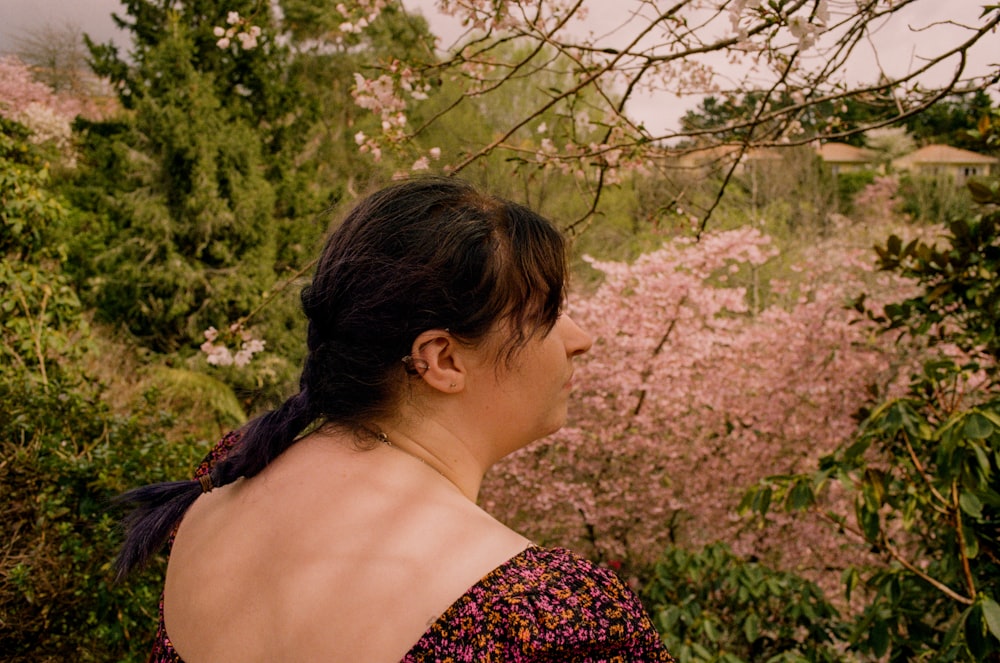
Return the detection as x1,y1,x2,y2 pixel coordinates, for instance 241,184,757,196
335,0,388,36
351,65,441,172
213,11,263,50
201,325,266,367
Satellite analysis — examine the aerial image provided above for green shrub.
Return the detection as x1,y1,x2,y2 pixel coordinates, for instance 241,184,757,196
642,543,844,663
836,169,876,215
895,173,976,223
0,376,209,662
742,188,1000,661
0,106,209,662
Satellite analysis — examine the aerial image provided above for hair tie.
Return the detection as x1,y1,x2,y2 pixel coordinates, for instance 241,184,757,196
198,473,214,494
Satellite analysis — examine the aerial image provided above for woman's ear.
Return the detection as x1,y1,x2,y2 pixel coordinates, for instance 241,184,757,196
409,330,464,393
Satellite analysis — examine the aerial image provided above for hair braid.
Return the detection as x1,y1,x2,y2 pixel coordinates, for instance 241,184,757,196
113,391,316,579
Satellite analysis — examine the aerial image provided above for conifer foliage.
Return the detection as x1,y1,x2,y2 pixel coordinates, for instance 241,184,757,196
73,5,280,351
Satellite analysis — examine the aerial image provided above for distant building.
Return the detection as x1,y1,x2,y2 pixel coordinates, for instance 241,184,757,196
675,144,784,176
892,144,997,182
815,142,877,175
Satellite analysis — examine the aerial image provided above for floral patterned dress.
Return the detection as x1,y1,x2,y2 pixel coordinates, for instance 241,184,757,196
148,434,674,662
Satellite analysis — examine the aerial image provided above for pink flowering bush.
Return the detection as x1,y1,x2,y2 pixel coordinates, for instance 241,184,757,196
481,223,913,580
0,56,104,150
855,175,900,222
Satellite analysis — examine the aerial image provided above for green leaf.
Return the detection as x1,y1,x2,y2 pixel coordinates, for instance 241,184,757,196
963,525,980,559
887,234,902,256
703,619,719,643
690,642,713,660
858,502,880,541
959,491,984,519
971,444,992,480
742,613,760,643
658,606,681,632
757,486,772,517
983,597,1000,639
870,618,890,657
862,469,885,509
963,412,994,439
841,437,871,464
900,406,932,440
787,479,814,510
966,604,988,660
737,487,756,515
843,567,860,602
976,407,1000,430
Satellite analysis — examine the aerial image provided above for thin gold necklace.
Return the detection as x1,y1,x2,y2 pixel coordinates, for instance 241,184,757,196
375,431,458,489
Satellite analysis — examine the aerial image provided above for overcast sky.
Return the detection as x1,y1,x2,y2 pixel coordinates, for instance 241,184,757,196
1,0,126,53
2,0,996,133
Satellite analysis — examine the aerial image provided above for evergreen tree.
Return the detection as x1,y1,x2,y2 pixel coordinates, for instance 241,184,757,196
72,16,276,352
87,0,291,125
679,90,897,146
903,91,997,152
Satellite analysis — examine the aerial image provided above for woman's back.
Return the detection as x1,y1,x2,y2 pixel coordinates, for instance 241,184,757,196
162,431,532,662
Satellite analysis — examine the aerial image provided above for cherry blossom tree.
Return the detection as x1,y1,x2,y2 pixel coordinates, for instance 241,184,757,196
0,56,105,149
480,218,917,582
339,0,999,227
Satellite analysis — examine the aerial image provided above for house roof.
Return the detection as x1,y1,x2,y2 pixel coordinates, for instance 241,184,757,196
815,142,876,163
894,144,998,167
675,144,784,169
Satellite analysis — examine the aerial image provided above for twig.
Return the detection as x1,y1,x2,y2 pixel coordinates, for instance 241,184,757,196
901,431,950,507
14,281,49,387
232,257,319,331
880,534,973,606
951,482,978,599
630,295,687,421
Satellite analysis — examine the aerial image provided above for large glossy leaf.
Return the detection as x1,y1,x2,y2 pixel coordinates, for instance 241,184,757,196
963,411,994,439
983,597,1000,640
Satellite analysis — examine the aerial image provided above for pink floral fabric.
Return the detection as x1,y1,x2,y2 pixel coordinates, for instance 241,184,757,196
401,545,674,662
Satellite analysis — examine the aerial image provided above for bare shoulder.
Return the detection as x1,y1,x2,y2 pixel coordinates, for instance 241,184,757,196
163,434,530,662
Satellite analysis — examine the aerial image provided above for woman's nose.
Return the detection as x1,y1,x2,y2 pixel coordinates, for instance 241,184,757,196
563,315,592,356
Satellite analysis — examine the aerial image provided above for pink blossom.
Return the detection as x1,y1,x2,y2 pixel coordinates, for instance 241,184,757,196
200,326,266,367
482,224,914,582
0,56,107,150
201,342,234,366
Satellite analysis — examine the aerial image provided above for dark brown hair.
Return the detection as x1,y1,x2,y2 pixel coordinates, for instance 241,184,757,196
114,177,567,578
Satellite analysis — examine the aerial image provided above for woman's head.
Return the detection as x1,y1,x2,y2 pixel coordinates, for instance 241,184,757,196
112,177,569,578
300,177,568,428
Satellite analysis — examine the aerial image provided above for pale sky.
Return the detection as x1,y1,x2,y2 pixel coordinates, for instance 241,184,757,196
2,0,996,134
1,0,127,53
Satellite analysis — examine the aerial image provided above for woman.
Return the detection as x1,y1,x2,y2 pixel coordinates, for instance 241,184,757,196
116,178,674,662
